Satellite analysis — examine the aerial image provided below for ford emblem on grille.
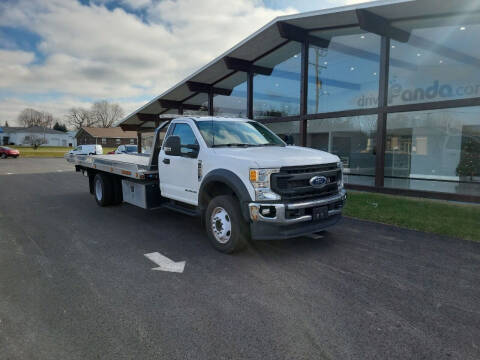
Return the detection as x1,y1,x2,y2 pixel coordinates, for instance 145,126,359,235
309,175,328,188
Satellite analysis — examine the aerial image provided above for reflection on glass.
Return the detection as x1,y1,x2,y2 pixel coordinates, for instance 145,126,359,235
265,121,300,145
308,27,380,114
253,42,301,119
141,132,154,154
213,72,247,118
385,107,480,195
389,16,480,105
183,93,208,116
307,115,377,185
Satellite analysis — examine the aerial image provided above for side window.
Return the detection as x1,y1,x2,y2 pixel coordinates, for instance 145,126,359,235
171,123,199,156
77,146,82,151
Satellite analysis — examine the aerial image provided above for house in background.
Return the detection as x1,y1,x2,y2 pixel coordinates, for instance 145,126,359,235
76,127,137,147
0,126,76,146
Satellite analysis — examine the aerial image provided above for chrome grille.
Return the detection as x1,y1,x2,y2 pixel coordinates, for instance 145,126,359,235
271,163,341,201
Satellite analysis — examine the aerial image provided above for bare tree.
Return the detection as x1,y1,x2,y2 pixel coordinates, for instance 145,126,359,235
66,107,95,129
25,134,47,148
17,108,55,128
90,100,124,128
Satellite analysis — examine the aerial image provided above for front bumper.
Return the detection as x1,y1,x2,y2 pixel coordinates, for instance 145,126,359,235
248,189,346,240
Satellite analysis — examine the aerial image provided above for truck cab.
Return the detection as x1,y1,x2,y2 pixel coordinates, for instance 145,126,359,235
157,117,346,252
67,116,346,253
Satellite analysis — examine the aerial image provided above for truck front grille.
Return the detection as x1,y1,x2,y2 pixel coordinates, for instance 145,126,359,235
271,163,341,201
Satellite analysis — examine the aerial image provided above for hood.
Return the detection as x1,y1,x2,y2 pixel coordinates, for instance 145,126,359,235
213,145,339,168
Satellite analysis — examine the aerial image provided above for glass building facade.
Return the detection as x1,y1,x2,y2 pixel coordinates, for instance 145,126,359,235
125,5,480,203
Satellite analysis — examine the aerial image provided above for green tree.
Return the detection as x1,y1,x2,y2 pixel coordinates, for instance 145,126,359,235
53,122,67,132
456,136,480,180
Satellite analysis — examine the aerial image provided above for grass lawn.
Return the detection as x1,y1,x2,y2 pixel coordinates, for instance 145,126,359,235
9,146,116,157
344,191,480,242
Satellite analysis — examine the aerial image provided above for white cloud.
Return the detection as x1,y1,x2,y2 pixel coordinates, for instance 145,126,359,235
0,0,296,125
0,0,377,125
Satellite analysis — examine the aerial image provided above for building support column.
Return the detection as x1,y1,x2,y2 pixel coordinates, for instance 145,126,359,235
208,88,214,116
375,35,390,187
247,71,254,119
178,104,184,115
137,132,142,153
299,39,309,146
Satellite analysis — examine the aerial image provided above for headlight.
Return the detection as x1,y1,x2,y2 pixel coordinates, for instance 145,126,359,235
337,161,344,189
249,168,280,201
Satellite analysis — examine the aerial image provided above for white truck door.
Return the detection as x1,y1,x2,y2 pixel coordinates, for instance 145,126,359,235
159,122,200,205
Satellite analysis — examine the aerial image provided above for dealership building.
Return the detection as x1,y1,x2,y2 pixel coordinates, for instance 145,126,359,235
119,0,480,203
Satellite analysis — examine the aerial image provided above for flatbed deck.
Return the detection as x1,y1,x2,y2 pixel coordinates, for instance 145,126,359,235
65,153,158,180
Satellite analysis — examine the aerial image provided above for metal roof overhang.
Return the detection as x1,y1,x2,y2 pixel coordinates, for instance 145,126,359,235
119,0,480,131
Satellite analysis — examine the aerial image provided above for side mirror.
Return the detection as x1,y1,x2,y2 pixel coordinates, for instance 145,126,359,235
164,135,181,156
184,143,200,158
280,134,294,145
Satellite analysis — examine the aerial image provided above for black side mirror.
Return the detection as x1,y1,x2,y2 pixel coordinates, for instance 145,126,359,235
164,136,181,156
282,134,294,145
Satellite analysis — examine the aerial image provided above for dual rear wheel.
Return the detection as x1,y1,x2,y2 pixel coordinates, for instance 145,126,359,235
93,173,122,206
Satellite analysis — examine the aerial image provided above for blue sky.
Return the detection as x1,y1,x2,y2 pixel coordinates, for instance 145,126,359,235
0,0,367,125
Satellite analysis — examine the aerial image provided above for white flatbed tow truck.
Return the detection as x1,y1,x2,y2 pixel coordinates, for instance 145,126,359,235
66,116,346,253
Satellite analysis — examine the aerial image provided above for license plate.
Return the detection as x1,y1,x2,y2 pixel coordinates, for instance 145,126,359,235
312,206,328,221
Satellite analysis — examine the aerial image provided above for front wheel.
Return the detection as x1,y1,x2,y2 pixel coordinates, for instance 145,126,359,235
1,153,6,159
205,195,249,253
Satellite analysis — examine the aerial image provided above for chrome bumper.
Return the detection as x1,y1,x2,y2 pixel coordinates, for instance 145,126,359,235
248,189,346,225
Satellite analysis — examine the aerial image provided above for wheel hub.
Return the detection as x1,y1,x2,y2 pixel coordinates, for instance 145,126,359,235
211,207,231,244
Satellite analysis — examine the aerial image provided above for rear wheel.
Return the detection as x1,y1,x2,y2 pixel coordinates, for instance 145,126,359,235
111,176,123,205
94,173,113,206
205,195,249,253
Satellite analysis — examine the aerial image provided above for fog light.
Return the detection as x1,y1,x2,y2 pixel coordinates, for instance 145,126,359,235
260,206,276,218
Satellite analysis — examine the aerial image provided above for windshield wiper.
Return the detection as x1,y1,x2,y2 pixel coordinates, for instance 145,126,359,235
212,143,252,147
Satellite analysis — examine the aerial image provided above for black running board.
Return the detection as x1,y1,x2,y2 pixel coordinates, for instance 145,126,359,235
161,202,200,217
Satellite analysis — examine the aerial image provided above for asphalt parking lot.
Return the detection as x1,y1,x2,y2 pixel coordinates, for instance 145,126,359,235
1,158,479,360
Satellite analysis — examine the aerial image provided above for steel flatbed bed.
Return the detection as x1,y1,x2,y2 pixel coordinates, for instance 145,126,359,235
65,153,158,180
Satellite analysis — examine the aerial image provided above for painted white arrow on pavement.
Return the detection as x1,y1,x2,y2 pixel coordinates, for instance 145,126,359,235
144,252,186,273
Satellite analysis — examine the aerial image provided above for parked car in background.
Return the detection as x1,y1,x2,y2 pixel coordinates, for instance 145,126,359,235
68,145,102,156
0,146,20,159
107,144,138,154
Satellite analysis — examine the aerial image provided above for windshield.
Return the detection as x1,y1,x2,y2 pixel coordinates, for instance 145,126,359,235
197,120,284,147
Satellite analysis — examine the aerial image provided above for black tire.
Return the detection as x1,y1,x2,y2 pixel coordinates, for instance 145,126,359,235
1,153,6,159
111,176,123,205
93,173,114,206
205,195,249,253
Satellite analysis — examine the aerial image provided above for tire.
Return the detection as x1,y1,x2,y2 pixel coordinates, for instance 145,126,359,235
205,195,249,253
94,173,114,206
111,176,123,205
1,153,6,159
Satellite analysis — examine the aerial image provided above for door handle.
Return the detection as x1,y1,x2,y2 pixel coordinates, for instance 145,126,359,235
162,158,170,164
